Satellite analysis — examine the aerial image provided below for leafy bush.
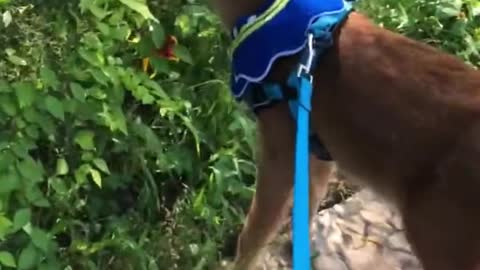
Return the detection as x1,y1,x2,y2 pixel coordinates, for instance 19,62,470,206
0,0,254,269
359,0,480,65
0,0,478,269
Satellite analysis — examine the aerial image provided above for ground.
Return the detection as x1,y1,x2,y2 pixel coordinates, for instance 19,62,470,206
223,171,423,270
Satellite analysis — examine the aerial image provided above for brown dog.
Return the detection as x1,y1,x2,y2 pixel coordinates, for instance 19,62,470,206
210,1,480,269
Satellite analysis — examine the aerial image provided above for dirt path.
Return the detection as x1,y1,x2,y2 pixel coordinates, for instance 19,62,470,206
257,189,422,270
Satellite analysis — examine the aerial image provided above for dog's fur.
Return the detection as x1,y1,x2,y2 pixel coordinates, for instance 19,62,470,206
210,1,480,269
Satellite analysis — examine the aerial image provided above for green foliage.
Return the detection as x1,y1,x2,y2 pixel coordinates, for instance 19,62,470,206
0,0,254,269
0,0,479,269
359,0,480,65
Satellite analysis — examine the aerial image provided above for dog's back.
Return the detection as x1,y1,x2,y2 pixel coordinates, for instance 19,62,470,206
312,12,480,269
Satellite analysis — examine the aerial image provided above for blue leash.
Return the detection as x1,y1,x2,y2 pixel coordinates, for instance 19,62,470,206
292,76,313,270
289,32,317,270
288,9,351,268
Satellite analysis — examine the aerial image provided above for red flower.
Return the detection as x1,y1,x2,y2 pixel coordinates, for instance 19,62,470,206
142,35,179,76
156,35,179,61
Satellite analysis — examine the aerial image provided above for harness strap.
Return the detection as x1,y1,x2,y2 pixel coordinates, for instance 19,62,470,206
243,83,333,160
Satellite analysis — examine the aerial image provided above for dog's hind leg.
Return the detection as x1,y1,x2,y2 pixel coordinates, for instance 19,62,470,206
401,122,480,270
233,103,333,270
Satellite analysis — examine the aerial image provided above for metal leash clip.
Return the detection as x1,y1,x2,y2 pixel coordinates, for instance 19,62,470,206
296,33,316,82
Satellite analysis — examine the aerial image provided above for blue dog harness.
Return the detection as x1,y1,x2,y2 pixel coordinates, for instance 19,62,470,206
231,0,353,161
229,0,354,269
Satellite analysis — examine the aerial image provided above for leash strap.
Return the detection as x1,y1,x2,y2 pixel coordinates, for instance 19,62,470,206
289,32,316,270
289,7,352,268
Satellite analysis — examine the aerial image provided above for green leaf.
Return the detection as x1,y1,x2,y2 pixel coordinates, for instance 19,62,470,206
5,49,16,58
152,22,165,48
31,228,50,253
80,0,110,19
436,6,460,18
40,67,59,90
118,0,158,22
89,168,102,188
88,87,107,100
0,251,16,267
74,130,95,150
25,186,50,208
7,55,27,66
55,158,69,176
0,169,21,194
98,23,112,38
13,208,31,231
12,140,30,159
93,158,110,174
173,45,193,64
150,57,170,74
108,7,125,24
18,244,38,270
44,95,65,120
38,259,61,270
0,80,11,93
25,126,39,139
14,82,36,108
78,48,104,67
81,152,94,162
436,1,462,18
23,107,39,123
70,83,86,102
15,117,26,129
89,4,110,19
175,14,192,36
99,105,128,134
22,223,32,235
179,114,200,154
2,10,12,27
17,157,44,183
472,1,480,17
0,151,14,167
103,66,121,87
89,68,109,86
74,164,91,184
49,177,68,194
111,25,131,41
144,79,169,99
79,0,92,12
83,31,103,49
0,94,18,116
141,92,154,104
137,38,155,58
0,216,12,239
